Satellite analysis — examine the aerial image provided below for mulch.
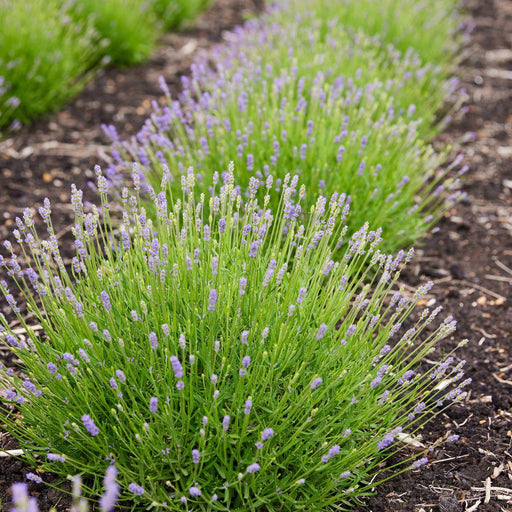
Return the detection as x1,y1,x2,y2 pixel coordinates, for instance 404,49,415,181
0,0,511,510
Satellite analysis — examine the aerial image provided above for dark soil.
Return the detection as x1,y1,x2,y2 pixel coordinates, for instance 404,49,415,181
0,0,511,510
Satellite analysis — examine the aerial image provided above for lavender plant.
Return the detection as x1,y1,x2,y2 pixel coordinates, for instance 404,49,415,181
198,12,462,138
108,62,462,251
286,0,466,66
65,0,159,66
105,0,466,252
1,166,469,510
0,0,98,130
152,0,213,31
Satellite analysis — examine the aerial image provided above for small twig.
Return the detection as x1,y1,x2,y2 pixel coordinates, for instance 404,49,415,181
430,453,469,465
466,500,482,512
453,280,506,301
493,258,512,276
485,274,512,284
485,477,492,504
493,374,512,386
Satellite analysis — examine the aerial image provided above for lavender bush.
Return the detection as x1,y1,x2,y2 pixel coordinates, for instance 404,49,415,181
0,0,98,131
106,0,466,253
65,0,159,66
288,0,466,66
1,167,469,510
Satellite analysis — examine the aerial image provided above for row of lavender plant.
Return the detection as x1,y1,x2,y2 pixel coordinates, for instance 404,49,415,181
105,0,468,252
1,0,472,510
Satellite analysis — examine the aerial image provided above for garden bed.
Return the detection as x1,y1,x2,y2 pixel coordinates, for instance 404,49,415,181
0,0,511,510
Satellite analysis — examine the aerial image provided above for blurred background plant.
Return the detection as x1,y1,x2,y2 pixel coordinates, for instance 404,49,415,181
0,0,214,134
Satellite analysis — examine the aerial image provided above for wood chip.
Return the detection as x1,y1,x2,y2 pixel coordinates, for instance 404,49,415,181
492,463,505,479
0,449,23,457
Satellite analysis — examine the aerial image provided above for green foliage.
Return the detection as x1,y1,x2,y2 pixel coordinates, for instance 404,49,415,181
152,0,213,31
0,0,98,130
286,0,464,67
0,168,468,510
65,0,159,66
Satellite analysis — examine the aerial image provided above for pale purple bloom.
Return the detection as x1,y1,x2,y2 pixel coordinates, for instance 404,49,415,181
310,377,322,390
26,472,42,483
149,397,158,413
128,483,144,495
247,463,260,473
81,414,99,436
100,291,111,311
222,415,230,431
192,449,200,464
170,356,184,378
99,465,119,512
149,332,158,349
316,323,327,340
208,289,217,311
189,486,201,497
47,453,65,462
261,428,274,441
377,433,394,450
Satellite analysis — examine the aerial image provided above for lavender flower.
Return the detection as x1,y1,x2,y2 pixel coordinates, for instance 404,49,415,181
261,428,274,441
100,291,111,311
208,289,217,311
222,415,230,431
192,449,200,464
26,472,42,484
99,465,119,512
149,397,158,413
189,486,201,497
316,323,327,339
170,356,184,378
247,463,260,473
81,415,99,436
310,377,322,390
128,483,144,495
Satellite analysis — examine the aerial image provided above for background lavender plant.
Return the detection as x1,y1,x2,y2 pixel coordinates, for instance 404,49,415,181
106,0,466,252
0,167,468,510
0,0,99,131
64,0,159,67
152,0,213,31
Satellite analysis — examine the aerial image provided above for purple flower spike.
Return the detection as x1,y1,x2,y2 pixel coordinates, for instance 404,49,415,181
208,289,217,311
149,397,158,413
81,414,99,436
128,483,144,495
100,465,119,512
247,463,260,473
261,428,274,441
310,377,322,390
189,486,201,497
170,356,184,378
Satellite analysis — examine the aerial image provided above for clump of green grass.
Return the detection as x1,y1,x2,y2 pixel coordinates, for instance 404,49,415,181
0,0,98,130
285,0,466,67
64,0,159,66
152,0,213,31
1,167,468,510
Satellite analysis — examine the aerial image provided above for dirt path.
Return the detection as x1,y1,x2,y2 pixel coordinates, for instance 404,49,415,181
363,1,512,510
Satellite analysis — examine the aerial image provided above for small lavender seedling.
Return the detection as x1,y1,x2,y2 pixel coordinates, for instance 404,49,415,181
0,167,468,510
